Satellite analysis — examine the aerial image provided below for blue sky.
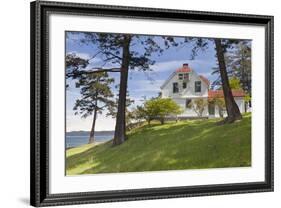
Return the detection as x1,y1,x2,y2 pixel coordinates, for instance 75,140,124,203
66,32,218,131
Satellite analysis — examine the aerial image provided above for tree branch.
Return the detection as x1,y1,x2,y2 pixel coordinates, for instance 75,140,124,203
88,67,121,73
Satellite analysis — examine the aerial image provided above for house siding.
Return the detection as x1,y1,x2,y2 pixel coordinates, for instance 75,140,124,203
161,70,209,99
160,65,246,118
212,97,245,118
173,98,209,117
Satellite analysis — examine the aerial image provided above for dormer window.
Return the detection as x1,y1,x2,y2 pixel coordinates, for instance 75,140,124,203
178,73,189,80
183,73,189,80
178,74,183,80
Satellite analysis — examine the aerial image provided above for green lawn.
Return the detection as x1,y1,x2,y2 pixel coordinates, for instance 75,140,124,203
66,113,251,175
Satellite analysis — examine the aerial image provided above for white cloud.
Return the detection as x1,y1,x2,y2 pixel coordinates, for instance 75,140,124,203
149,59,216,83
66,58,216,132
150,59,208,73
67,111,116,132
66,90,80,98
129,79,164,93
198,72,212,79
67,51,91,60
151,60,185,72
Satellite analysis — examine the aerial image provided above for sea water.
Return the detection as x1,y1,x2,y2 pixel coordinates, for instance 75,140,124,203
66,133,114,148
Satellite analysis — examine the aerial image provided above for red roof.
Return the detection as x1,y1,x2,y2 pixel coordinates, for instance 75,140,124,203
175,64,209,86
199,75,210,86
208,89,245,98
176,63,192,73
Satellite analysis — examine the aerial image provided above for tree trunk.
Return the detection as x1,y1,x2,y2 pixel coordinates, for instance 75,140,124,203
113,35,131,145
160,117,164,125
218,107,224,118
214,39,242,123
89,107,97,143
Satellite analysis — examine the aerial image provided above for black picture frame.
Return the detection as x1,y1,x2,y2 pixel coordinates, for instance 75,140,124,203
30,0,274,207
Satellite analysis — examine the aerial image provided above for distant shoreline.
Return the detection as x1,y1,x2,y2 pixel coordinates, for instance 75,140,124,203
66,132,114,148
66,140,108,150
66,130,115,137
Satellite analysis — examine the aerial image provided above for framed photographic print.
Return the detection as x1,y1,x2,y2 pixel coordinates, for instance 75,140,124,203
30,0,274,207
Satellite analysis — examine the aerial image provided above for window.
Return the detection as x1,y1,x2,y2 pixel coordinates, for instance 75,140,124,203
173,82,179,93
178,74,183,80
195,81,201,92
183,73,189,80
183,82,187,89
185,99,192,108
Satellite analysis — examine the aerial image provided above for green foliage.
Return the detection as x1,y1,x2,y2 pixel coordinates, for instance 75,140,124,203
74,32,181,72
213,98,225,108
133,105,147,122
244,93,251,102
66,113,251,175
187,99,208,117
127,105,147,125
73,72,115,118
229,77,242,89
65,53,88,70
106,95,134,118
228,42,251,94
229,77,251,107
65,53,89,87
210,40,251,93
71,32,184,145
209,97,226,118
105,92,135,130
143,98,183,124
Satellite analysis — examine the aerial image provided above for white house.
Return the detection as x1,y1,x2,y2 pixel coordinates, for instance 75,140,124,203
160,63,246,118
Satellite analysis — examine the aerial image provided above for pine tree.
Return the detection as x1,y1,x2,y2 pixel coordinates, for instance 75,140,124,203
185,37,243,123
214,39,242,123
227,42,252,106
72,32,178,145
65,53,89,88
73,72,115,143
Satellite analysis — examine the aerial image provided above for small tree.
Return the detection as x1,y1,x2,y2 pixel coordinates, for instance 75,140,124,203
144,98,182,125
73,32,179,145
73,72,115,143
131,105,147,124
188,99,208,117
227,42,252,98
184,38,243,123
209,97,226,118
229,77,250,112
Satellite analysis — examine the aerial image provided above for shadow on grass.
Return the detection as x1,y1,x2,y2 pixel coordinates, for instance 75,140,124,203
66,115,251,175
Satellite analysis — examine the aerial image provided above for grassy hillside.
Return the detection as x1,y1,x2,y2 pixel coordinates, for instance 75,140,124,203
66,113,251,175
